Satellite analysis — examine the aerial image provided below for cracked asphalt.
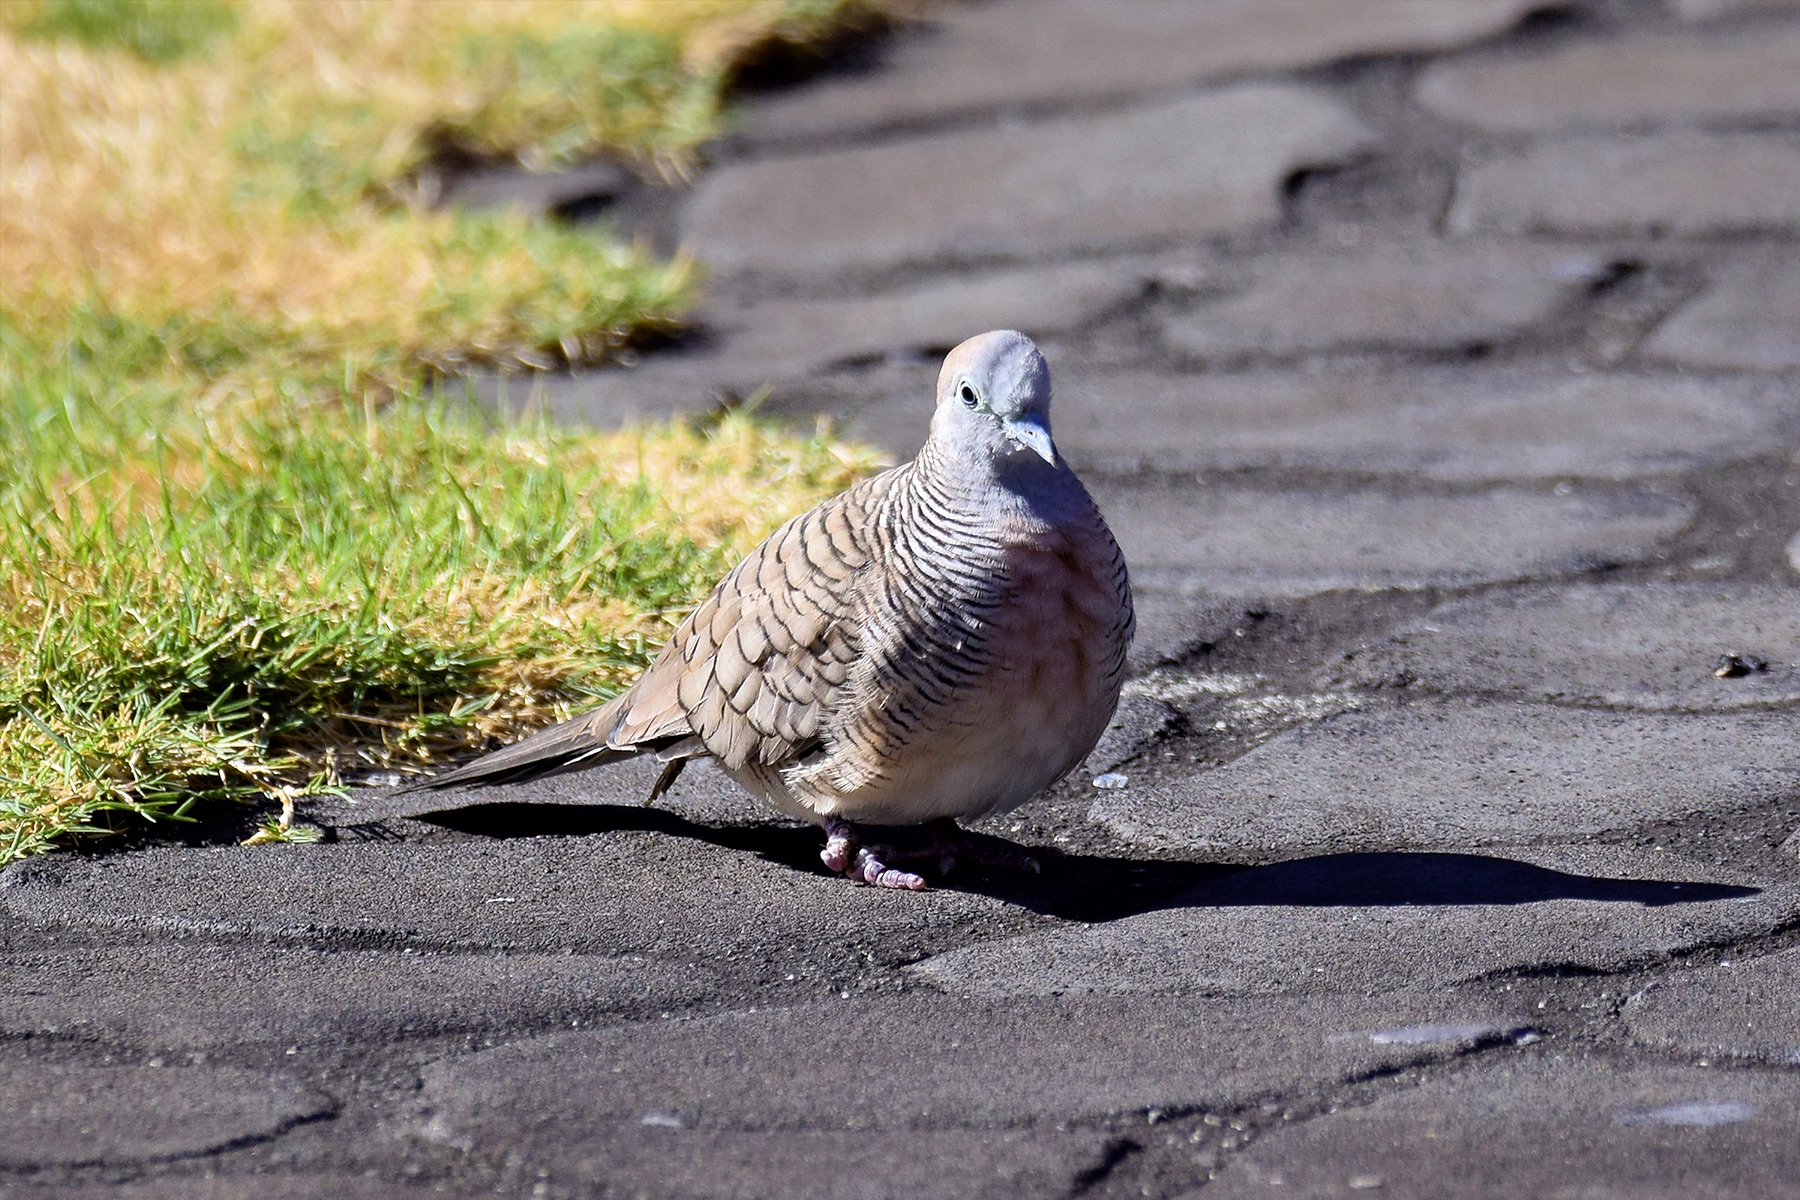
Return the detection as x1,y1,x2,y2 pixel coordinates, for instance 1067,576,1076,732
4,1,1799,1196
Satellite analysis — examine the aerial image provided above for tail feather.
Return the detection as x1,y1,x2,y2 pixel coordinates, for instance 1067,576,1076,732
404,692,687,792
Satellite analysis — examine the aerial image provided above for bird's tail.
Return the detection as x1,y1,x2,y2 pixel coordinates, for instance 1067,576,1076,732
403,692,644,792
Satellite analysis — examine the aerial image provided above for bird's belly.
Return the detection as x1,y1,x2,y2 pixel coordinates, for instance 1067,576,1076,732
769,548,1127,826
897,680,1114,822
840,653,1115,823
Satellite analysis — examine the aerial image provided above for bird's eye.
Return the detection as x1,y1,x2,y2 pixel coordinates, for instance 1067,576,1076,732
959,383,979,408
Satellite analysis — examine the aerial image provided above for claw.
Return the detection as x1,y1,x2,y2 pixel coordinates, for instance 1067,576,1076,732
821,817,856,874
821,817,927,889
922,818,1039,876
818,817,1038,889
853,846,927,890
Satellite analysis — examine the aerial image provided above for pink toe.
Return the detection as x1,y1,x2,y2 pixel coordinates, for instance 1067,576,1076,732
874,867,927,890
851,847,927,890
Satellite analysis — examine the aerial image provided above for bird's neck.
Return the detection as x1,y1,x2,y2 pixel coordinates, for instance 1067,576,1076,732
910,433,1087,534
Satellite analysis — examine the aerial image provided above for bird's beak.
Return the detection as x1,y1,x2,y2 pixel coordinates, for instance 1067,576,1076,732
1004,415,1057,464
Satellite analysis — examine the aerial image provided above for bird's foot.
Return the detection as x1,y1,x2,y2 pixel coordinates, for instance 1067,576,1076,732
821,818,926,890
918,818,1041,878
819,818,1039,888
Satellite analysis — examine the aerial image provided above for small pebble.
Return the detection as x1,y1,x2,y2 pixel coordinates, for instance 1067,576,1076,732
1349,1175,1385,1191
1713,652,1769,679
1092,772,1129,790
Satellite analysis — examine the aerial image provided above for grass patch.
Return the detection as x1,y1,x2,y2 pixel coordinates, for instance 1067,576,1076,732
18,0,240,64
0,333,878,860
0,1,895,862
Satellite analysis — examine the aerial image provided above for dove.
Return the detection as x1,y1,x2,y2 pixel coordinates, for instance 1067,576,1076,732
415,330,1133,889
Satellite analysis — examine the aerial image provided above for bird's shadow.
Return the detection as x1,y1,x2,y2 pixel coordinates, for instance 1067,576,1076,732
393,801,1760,923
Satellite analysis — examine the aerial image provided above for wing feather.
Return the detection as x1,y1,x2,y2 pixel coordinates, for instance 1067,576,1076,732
412,470,895,792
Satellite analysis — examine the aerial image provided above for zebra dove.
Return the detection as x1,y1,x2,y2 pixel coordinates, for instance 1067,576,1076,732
416,330,1134,889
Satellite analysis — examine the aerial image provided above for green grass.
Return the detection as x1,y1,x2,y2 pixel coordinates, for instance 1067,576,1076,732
18,0,240,64
0,319,879,860
0,0,897,862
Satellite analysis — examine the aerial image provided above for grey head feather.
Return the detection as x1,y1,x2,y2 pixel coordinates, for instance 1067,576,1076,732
929,330,1058,467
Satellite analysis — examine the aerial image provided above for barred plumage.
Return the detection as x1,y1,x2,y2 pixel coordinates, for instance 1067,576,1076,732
415,331,1134,888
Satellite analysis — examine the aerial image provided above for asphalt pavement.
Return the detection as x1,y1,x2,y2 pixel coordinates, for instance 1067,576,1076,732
5,1,1799,1196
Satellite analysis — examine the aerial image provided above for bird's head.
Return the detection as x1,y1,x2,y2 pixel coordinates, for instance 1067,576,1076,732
931,330,1057,468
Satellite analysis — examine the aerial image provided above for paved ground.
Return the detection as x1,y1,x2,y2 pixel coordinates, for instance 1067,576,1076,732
5,1,1800,1196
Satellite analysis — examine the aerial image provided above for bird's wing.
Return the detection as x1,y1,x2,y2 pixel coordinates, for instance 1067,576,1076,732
672,472,890,772
410,469,896,791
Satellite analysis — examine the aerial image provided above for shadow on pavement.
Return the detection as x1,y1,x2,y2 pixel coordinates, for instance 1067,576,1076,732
1163,852,1761,909
406,800,1231,920
941,850,1760,920
402,802,1760,923
414,799,830,870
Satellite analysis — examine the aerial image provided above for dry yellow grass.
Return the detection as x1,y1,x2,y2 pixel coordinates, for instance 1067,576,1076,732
2,8,689,382
1,0,897,380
